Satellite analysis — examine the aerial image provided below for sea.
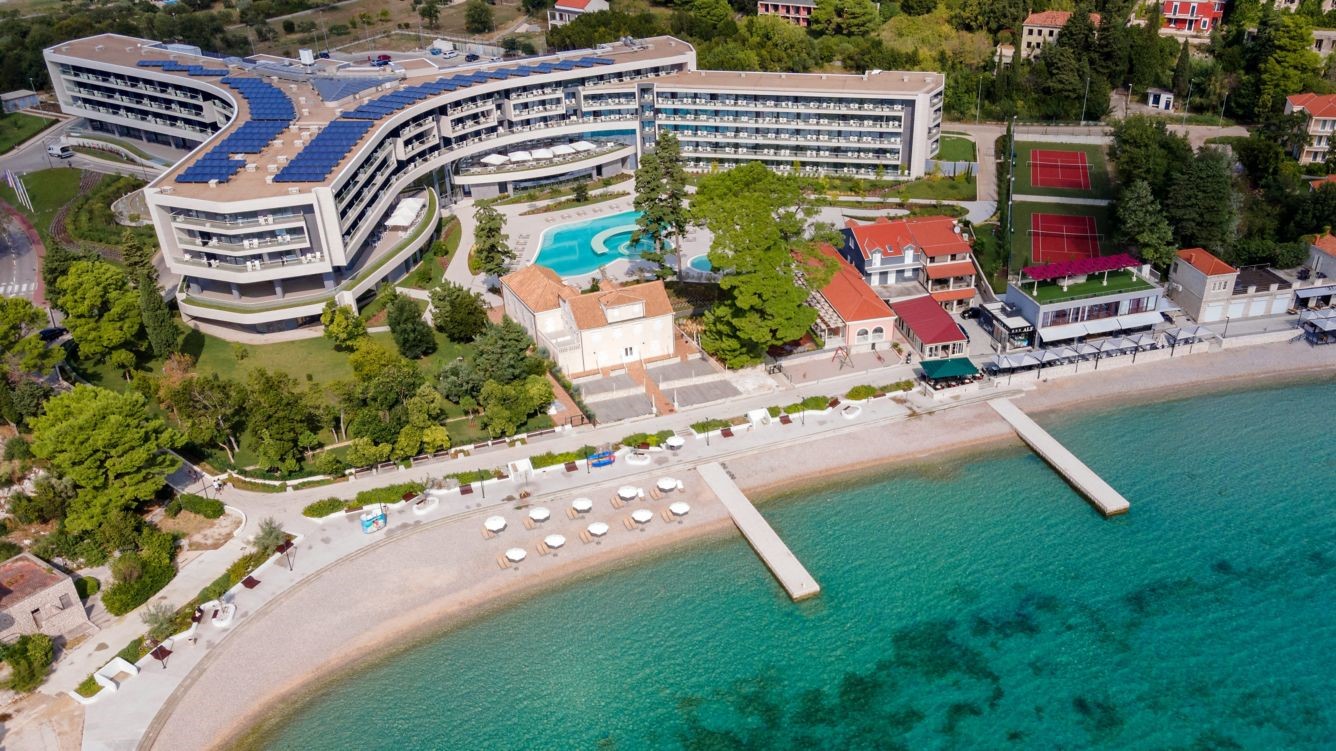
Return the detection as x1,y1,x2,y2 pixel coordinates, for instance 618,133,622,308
259,380,1335,750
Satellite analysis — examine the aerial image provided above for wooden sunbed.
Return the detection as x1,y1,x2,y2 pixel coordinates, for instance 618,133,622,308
650,487,663,500
497,555,510,569
660,508,676,523
524,518,536,530
623,517,637,530
482,528,495,540
580,530,593,544
567,507,579,519
611,496,625,509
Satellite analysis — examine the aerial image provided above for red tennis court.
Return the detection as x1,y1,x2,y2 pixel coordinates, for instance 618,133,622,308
1030,149,1090,190
1030,213,1101,263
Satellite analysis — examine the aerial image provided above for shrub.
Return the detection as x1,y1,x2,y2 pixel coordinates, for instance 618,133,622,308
115,636,147,664
140,601,178,643
3,633,55,692
74,576,100,599
619,430,675,448
0,540,20,560
690,418,731,434
846,385,878,400
102,561,174,616
302,497,346,518
448,468,500,485
767,406,781,418
530,446,597,469
4,436,32,461
75,674,103,698
166,493,224,519
353,481,425,508
881,380,913,393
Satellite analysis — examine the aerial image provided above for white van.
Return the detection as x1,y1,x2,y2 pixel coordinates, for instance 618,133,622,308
46,144,73,159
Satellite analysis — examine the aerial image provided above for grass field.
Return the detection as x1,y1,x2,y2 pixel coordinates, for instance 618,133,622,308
0,113,55,154
255,0,526,57
1010,141,1113,199
0,167,82,236
1008,201,1113,272
937,135,976,162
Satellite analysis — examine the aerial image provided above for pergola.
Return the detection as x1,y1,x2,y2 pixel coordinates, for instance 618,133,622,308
1300,308,1336,345
1020,253,1140,293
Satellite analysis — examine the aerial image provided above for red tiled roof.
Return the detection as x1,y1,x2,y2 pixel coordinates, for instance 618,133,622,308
813,244,894,324
1313,232,1336,258
554,0,593,9
1288,93,1336,119
1310,174,1336,190
844,216,971,260
1023,10,1100,27
890,295,966,345
1177,247,1235,277
925,261,976,280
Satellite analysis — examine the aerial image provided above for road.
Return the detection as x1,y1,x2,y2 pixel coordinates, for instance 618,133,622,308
0,211,39,300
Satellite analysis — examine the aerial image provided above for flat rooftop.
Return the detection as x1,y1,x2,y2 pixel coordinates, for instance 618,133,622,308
1234,266,1290,292
655,68,944,96
0,554,65,608
1024,273,1155,304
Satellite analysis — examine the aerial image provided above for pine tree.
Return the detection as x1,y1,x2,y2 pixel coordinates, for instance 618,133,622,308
632,132,690,277
471,205,514,277
1172,41,1192,99
1114,179,1177,269
139,280,181,357
387,295,436,359
120,230,155,284
429,282,489,342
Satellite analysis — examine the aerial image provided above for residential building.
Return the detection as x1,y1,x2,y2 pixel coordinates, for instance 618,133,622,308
838,216,977,311
1312,28,1336,57
0,553,93,643
500,265,675,377
1004,254,1165,346
1168,247,1294,322
1285,93,1336,164
889,295,967,359
1309,231,1336,277
547,0,609,28
1020,11,1101,59
757,0,816,27
44,34,944,338
1,89,39,113
805,244,897,353
1311,174,1336,191
1270,0,1335,12
1158,1,1226,37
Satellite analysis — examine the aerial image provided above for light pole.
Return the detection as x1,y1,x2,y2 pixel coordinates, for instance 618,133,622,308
1218,91,1229,127
1080,74,1091,124
975,76,983,124
1181,81,1194,128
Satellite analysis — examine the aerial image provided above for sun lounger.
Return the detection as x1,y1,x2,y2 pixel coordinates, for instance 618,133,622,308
497,555,510,569
650,488,663,500
537,542,550,556
611,496,625,509
482,528,495,539
623,517,637,530
660,508,676,523
567,507,579,519
580,530,593,544
524,518,536,530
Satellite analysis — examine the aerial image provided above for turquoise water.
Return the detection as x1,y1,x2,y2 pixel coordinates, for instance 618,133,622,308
263,381,1336,749
688,254,713,272
534,210,655,277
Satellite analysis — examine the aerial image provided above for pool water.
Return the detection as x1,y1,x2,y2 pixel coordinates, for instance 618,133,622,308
688,254,713,272
534,210,657,277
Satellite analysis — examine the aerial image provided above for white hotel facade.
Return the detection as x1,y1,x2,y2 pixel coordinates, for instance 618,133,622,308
43,34,944,337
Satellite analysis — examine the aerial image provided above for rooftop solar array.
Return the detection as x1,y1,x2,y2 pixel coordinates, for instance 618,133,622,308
274,120,374,183
137,60,228,76
176,76,296,184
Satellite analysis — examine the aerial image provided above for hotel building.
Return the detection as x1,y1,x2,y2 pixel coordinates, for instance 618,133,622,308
43,34,944,337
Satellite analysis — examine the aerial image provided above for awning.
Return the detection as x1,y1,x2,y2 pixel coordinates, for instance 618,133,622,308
571,140,596,152
920,357,979,380
551,144,576,155
1295,284,1336,299
530,147,554,159
1083,317,1121,335
1038,322,1088,342
480,153,508,166
1116,311,1163,329
385,197,426,229
507,150,533,161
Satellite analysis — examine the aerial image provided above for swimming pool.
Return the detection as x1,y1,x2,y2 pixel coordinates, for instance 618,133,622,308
533,210,657,277
688,254,713,272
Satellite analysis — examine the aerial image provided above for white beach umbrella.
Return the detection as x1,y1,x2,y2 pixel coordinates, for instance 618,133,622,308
484,516,507,532
631,509,653,524
664,436,685,450
571,497,593,513
618,485,640,500
669,502,691,516
505,547,527,562
530,147,554,159
544,534,566,549
587,521,609,537
528,506,551,522
657,477,678,492
480,153,508,166
551,144,576,156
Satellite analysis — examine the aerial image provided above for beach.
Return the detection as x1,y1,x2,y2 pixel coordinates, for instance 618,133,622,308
142,341,1335,750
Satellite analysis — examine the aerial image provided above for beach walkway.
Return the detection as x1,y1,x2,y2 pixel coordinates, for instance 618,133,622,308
989,399,1130,517
698,462,820,601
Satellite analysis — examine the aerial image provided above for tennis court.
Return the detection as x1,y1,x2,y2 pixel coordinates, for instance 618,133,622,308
1029,149,1091,191
1030,212,1101,263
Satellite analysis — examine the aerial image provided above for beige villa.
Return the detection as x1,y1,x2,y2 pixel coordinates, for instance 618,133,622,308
500,265,676,377
0,552,93,642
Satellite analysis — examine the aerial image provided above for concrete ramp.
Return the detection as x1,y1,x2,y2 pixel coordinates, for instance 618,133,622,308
989,399,1130,517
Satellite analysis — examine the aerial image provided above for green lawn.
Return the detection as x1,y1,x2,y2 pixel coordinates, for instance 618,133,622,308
0,167,82,235
1007,201,1113,272
937,135,976,162
72,146,136,166
1011,141,1114,199
970,222,1008,292
0,112,55,153
892,174,977,201
1022,271,1152,304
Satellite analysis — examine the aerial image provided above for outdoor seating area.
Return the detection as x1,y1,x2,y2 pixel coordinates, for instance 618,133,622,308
985,333,1163,375
919,356,982,390
1299,308,1336,345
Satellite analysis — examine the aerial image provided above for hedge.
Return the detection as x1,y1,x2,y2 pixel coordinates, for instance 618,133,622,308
882,380,914,393
353,481,425,507
302,497,346,518
74,576,100,599
530,446,596,469
846,385,878,400
448,468,502,485
101,562,175,616
783,395,830,415
690,418,731,434
166,493,225,519
75,674,103,698
619,430,676,448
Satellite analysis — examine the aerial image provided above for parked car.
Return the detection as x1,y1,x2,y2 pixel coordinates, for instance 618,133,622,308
442,50,459,59
464,53,479,62
959,306,981,320
38,327,67,342
376,54,391,62
317,51,330,59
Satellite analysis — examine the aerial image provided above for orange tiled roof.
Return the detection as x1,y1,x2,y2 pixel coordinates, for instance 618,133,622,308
1288,93,1336,119
813,244,894,323
554,0,593,9
845,216,971,260
564,280,673,330
925,260,976,280
1313,232,1336,257
500,265,573,313
930,288,977,303
1023,10,1100,27
1310,174,1336,190
1177,247,1236,277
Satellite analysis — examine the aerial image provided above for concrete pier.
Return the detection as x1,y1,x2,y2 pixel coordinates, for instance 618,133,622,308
989,399,1130,517
697,462,821,601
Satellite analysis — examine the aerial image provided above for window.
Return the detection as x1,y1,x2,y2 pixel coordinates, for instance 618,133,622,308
855,328,869,343
623,346,634,357
58,593,72,610
871,326,885,341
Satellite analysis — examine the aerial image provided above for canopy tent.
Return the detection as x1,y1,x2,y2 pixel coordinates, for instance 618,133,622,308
507,150,533,161
1037,322,1088,343
1116,311,1163,330
571,140,597,152
920,357,979,380
530,147,555,159
1021,253,1140,282
480,153,508,166
551,144,576,155
1164,325,1214,345
1294,284,1336,300
1082,317,1121,336
385,196,426,229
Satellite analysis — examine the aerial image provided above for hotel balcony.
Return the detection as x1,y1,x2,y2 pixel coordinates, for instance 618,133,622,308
654,96,904,115
170,211,306,233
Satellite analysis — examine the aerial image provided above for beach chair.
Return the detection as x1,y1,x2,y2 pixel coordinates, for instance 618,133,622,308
567,507,579,519
660,508,676,523
611,496,625,509
524,518,536,530
623,517,637,530
497,555,510,570
580,530,593,544
650,487,663,500
537,542,551,556
482,528,495,540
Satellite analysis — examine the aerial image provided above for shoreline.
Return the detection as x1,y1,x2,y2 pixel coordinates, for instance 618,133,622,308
144,342,1335,750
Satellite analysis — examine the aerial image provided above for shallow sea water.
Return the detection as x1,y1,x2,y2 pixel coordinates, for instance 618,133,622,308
262,381,1336,750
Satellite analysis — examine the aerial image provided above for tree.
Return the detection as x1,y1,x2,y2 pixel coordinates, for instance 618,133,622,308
41,244,95,291
430,282,489,342
140,601,177,643
345,436,391,468
246,369,319,472
29,385,181,534
1256,13,1322,114
1172,41,1192,99
1110,116,1193,200
478,374,553,438
899,0,936,16
1114,180,1177,269
437,358,483,403
472,205,514,277
2,633,54,692
1163,149,1240,255
419,0,441,28
139,281,181,357
158,372,248,462
320,300,366,350
0,296,63,376
251,516,286,553
632,131,691,277
464,0,493,33
387,294,437,359
951,0,1024,35
741,16,818,72
472,318,535,384
55,260,141,363
691,163,835,367
810,0,880,37
120,229,155,282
